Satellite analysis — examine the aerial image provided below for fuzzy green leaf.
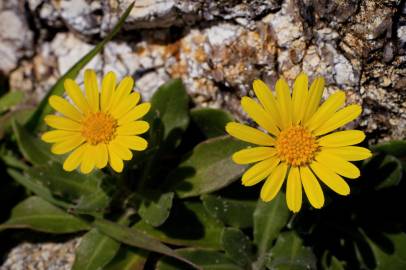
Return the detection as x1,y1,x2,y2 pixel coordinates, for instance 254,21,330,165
133,201,224,249
156,248,243,270
105,247,149,270
190,108,233,138
265,232,316,270
72,228,120,270
373,140,406,158
201,195,256,229
222,228,254,267
7,168,72,209
0,196,89,233
28,163,110,214
12,120,55,165
94,219,199,269
0,91,24,114
138,191,174,227
26,2,135,131
146,79,189,148
374,155,403,189
253,193,290,269
168,136,248,198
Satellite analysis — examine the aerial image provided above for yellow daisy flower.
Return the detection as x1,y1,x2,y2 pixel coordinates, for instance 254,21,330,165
41,69,151,174
226,73,372,212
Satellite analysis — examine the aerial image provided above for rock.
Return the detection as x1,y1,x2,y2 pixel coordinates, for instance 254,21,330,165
0,3,33,74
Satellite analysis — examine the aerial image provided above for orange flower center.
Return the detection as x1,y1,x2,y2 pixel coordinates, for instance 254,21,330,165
275,125,318,166
81,112,117,145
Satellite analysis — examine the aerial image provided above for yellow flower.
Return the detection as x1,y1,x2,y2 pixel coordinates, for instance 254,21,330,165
42,69,151,174
226,73,372,212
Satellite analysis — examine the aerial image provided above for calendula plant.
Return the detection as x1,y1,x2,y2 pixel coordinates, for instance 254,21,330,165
0,3,405,270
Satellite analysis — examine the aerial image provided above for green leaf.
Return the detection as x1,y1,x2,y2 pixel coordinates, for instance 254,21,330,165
168,136,249,198
146,79,189,148
26,2,135,131
190,108,233,138
374,155,403,189
94,219,199,269
72,228,121,270
373,140,406,158
328,256,345,270
370,233,406,270
156,248,243,270
265,232,316,270
138,191,174,227
12,119,55,165
0,196,89,233
28,163,110,214
201,195,256,229
0,91,24,114
253,193,290,270
133,201,224,249
222,228,253,267
7,168,72,209
105,247,149,270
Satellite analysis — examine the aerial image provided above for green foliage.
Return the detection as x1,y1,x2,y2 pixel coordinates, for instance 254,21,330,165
0,196,89,233
168,136,249,198
190,108,233,138
202,194,256,229
0,0,405,268
253,193,291,269
265,232,316,270
72,228,121,270
156,248,243,270
0,91,24,114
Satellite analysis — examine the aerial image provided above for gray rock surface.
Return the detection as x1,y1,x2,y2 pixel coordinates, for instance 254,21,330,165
6,0,403,143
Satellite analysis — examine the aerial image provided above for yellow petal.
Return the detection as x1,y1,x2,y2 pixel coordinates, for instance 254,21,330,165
117,135,148,151
310,161,350,195
302,77,325,122
95,144,108,169
316,151,360,179
320,146,372,161
232,147,276,164
41,130,78,143
80,145,97,174
44,115,81,131
110,92,141,119
49,95,83,121
116,121,149,136
241,157,280,186
318,130,365,147
306,91,346,131
109,76,134,110
109,140,132,161
241,97,279,136
260,162,288,202
64,79,90,114
108,145,124,173
286,167,302,212
300,166,324,209
225,122,275,146
314,104,362,136
252,79,282,128
51,134,85,155
275,78,292,129
292,73,309,124
118,103,151,125
84,69,99,112
63,144,87,172
101,71,116,112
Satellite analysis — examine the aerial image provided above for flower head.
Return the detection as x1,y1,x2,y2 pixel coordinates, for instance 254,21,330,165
226,73,371,212
42,69,151,174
